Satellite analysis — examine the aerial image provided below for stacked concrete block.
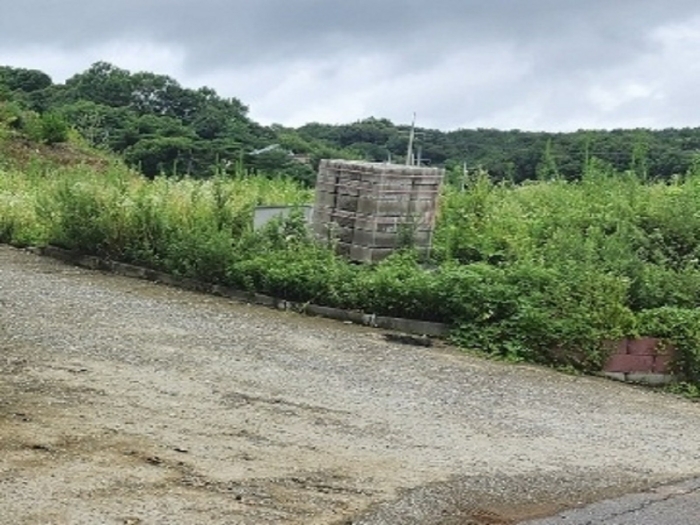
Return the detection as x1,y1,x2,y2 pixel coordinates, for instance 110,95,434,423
313,160,444,263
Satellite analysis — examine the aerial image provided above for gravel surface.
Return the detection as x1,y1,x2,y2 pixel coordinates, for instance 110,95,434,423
1,244,700,524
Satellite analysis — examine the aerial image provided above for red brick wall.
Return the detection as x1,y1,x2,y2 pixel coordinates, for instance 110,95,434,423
603,338,675,375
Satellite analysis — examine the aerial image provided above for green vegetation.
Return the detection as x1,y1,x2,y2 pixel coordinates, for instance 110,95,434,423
294,119,700,183
1,63,350,183
2,151,700,386
4,62,700,186
1,61,700,390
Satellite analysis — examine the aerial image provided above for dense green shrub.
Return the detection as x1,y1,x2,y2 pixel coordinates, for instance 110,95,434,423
637,308,700,383
0,101,23,129
39,112,70,144
448,262,635,367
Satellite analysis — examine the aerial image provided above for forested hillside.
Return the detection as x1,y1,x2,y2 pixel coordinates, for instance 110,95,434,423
3,62,700,185
0,62,346,183
293,119,698,183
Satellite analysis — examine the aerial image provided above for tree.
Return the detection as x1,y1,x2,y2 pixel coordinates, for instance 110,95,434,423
130,71,182,116
124,136,196,177
59,101,139,151
0,66,52,93
537,139,560,181
64,62,134,107
192,105,231,140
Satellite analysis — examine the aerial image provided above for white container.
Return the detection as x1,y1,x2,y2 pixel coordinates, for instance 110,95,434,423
253,205,313,230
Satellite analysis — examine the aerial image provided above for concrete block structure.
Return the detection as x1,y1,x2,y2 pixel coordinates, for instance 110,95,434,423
312,160,444,263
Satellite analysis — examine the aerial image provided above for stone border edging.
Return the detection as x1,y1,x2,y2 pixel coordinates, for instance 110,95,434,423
33,245,451,338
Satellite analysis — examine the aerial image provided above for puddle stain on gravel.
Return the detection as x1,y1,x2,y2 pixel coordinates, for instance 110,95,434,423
347,471,655,525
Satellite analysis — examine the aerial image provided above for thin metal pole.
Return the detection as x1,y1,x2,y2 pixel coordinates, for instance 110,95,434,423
406,113,416,166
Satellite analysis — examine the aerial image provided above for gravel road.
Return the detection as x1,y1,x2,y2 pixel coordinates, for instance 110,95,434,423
2,244,700,525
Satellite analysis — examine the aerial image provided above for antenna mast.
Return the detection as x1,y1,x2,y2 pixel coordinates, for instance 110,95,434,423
405,112,417,166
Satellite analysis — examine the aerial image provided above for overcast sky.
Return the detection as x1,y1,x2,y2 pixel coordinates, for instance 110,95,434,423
2,1,700,131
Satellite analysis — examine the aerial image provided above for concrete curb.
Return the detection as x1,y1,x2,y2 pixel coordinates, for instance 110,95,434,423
599,371,674,386
34,245,451,338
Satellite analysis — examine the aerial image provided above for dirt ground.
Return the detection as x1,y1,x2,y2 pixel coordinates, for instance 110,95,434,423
2,245,700,525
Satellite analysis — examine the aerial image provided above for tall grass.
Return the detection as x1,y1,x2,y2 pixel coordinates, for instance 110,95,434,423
435,169,700,309
1,163,311,276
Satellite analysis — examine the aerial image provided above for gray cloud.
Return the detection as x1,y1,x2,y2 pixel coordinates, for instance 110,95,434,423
2,1,700,130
